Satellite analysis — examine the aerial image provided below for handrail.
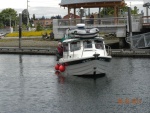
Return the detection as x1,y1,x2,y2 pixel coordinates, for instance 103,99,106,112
126,32,150,49
57,17,127,27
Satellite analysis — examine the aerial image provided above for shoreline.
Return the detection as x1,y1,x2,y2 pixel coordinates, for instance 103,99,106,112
0,37,58,48
1,37,150,57
0,36,119,48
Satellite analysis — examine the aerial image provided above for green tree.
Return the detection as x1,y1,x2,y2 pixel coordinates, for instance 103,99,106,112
100,6,139,16
0,13,4,28
101,7,114,17
0,8,17,27
131,6,139,15
22,9,29,25
36,22,43,31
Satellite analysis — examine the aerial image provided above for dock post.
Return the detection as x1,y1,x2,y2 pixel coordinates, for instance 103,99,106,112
80,7,84,23
128,7,133,49
19,13,22,48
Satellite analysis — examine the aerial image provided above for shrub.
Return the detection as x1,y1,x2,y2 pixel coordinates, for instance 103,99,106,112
6,30,52,37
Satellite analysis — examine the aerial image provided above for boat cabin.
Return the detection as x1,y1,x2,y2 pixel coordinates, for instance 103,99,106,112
62,37,107,59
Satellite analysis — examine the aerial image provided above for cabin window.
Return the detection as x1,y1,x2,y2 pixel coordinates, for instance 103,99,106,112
63,43,68,52
70,41,80,52
83,40,92,48
94,40,103,49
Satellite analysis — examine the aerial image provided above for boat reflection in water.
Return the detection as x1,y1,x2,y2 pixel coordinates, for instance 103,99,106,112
55,71,65,84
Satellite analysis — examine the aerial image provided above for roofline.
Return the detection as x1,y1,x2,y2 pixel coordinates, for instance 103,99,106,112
60,1,126,8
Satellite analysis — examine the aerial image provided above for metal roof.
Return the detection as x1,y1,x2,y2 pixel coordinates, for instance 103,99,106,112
60,0,123,5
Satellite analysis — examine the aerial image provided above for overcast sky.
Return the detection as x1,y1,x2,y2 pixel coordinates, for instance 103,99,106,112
0,0,149,18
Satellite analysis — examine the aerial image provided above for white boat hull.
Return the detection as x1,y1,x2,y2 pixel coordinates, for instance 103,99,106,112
62,59,110,76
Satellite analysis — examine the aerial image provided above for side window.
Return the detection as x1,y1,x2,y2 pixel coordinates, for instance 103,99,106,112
63,43,68,52
95,40,103,49
70,41,80,52
83,40,92,48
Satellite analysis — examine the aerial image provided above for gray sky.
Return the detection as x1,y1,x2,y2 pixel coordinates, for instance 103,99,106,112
0,0,148,18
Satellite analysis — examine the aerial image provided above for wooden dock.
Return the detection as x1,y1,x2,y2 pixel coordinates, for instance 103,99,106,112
0,47,150,58
111,49,150,57
0,47,56,55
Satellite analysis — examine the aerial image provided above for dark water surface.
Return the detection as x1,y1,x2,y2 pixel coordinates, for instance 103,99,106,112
0,54,150,113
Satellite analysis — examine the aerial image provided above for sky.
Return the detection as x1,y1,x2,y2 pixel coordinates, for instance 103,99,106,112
0,0,149,18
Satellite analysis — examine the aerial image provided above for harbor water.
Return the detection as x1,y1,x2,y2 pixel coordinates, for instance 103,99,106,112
0,54,150,113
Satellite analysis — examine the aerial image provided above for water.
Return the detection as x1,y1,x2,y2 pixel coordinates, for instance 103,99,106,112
0,54,150,113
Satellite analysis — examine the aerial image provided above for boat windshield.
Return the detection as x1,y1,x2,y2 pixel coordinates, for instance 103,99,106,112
70,41,80,52
94,40,104,49
83,40,92,49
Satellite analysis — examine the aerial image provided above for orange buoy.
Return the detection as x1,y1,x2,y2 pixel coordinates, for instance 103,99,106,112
55,64,60,70
59,65,65,72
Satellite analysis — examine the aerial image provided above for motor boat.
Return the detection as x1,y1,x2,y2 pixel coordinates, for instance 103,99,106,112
55,24,112,76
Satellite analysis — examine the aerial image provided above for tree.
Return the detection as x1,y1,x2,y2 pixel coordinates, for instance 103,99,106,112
132,6,139,15
100,6,139,17
0,8,17,27
51,15,62,19
22,9,30,25
0,13,4,28
101,7,114,17
33,14,35,20
56,15,62,19
41,16,45,19
36,22,43,31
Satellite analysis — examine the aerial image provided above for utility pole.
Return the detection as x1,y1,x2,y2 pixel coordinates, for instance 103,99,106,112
80,7,84,23
9,15,11,28
128,7,133,49
130,2,131,8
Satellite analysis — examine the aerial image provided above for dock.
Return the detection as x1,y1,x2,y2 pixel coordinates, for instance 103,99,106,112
1,47,150,57
0,47,56,55
111,49,150,57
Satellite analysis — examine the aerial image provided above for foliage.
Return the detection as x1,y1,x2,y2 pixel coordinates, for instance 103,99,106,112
131,6,139,15
101,7,114,17
51,15,62,19
36,22,43,31
0,8,17,27
6,30,51,37
22,9,29,25
100,6,139,16
33,14,35,20
49,24,53,30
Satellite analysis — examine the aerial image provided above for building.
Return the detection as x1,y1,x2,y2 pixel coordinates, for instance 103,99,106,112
60,0,126,19
63,13,80,19
33,19,53,28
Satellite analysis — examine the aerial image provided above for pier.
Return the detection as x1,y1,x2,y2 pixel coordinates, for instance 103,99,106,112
111,49,150,57
1,47,150,58
0,47,55,55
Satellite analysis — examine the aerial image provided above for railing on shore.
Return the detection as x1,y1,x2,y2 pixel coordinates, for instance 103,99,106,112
142,16,150,26
57,17,127,27
126,32,150,49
